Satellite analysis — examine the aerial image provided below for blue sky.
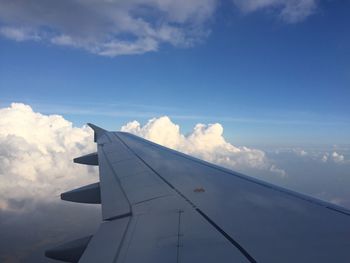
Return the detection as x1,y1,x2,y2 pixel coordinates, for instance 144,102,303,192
0,0,349,146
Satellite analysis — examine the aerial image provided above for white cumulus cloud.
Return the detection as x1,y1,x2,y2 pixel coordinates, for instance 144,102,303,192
0,103,97,211
288,148,347,164
121,116,286,176
0,104,286,212
305,151,346,163
331,152,345,163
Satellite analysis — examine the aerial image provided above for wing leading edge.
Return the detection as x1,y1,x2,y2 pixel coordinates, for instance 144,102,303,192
46,124,350,263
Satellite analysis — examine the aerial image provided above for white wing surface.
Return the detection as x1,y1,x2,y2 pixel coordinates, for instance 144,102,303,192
46,124,350,263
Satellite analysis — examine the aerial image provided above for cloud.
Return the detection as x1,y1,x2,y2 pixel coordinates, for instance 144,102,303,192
286,147,348,164
121,116,285,176
0,103,97,212
0,26,41,41
232,0,317,23
322,151,345,163
0,103,285,213
321,153,328,162
0,0,318,56
331,152,345,163
0,0,216,56
292,148,308,156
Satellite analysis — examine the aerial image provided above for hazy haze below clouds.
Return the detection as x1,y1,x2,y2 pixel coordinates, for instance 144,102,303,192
266,147,350,208
0,102,349,262
0,0,318,56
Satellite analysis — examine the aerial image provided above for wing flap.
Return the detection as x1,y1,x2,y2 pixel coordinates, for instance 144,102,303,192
117,195,250,263
79,216,130,263
98,146,131,220
45,236,92,263
100,132,173,206
119,170,172,204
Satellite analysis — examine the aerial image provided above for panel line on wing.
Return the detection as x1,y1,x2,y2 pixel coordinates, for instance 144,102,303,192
114,132,257,263
105,212,132,221
120,132,350,217
101,148,132,208
176,209,184,263
195,208,257,263
133,194,172,205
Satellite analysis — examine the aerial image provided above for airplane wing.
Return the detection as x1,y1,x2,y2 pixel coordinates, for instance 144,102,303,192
46,124,350,263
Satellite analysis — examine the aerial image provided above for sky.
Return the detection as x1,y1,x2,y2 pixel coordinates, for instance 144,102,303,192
0,0,350,262
1,0,350,146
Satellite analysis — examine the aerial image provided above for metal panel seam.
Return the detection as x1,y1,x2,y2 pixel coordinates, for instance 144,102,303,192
100,146,132,215
113,132,257,263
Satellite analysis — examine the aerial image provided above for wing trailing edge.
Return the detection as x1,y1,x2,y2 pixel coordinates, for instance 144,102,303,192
45,236,92,263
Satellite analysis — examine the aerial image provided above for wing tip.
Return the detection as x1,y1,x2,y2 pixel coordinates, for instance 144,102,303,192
87,123,107,142
87,123,106,132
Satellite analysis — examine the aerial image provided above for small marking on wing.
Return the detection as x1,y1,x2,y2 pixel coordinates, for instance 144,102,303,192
193,187,205,193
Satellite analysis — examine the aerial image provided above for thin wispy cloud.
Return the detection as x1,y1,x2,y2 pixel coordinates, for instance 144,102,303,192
233,0,317,23
27,102,350,127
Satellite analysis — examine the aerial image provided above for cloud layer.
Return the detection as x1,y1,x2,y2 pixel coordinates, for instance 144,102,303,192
0,0,318,56
0,103,283,212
